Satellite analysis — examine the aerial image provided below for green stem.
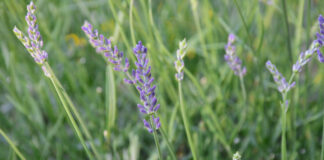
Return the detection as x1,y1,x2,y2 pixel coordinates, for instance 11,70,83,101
190,0,208,58
239,75,247,101
0,129,26,160
44,63,100,159
281,0,293,63
129,0,136,46
107,0,132,54
106,65,116,142
230,75,247,141
279,72,296,160
321,112,324,160
160,127,177,160
150,116,162,159
48,70,94,160
281,99,287,160
233,0,255,54
178,81,198,160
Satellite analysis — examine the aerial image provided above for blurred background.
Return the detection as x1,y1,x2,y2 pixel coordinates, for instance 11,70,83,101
1,0,324,159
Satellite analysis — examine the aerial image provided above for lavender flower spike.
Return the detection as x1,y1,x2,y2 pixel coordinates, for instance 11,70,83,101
174,39,187,81
126,41,160,133
292,15,324,72
266,60,295,93
316,15,324,63
13,1,48,76
224,34,246,77
81,21,129,72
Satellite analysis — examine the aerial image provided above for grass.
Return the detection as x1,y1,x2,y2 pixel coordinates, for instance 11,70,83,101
0,0,324,159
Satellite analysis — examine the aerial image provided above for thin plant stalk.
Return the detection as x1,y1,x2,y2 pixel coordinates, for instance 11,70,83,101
0,129,26,160
129,0,136,46
125,72,176,159
178,82,198,160
230,75,247,141
106,64,116,142
190,0,207,58
46,66,94,160
44,63,100,159
239,75,247,101
321,115,324,160
107,0,131,51
281,0,293,63
160,128,177,160
280,73,295,160
233,0,255,54
150,115,162,159
281,96,287,160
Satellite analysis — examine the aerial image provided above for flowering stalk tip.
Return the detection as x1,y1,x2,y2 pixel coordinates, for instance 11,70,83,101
266,60,295,94
81,21,129,72
13,1,48,76
125,41,160,133
233,152,241,160
174,39,187,81
224,34,246,77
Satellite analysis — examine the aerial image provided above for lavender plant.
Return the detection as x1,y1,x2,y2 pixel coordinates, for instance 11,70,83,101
224,34,248,143
82,20,177,158
82,25,161,133
13,2,100,159
122,41,162,159
174,39,198,160
266,15,324,160
82,21,129,143
224,34,247,78
317,14,324,160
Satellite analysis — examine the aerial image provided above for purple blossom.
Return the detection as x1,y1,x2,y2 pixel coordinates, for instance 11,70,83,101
292,15,324,72
224,34,246,77
13,1,48,65
266,60,295,93
125,41,160,133
81,21,129,72
316,15,324,63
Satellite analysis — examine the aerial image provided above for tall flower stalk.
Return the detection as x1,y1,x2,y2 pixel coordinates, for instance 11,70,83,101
224,34,248,142
123,41,162,159
266,14,324,160
317,15,324,160
0,129,26,160
82,20,177,158
13,2,100,159
174,39,198,160
81,21,130,143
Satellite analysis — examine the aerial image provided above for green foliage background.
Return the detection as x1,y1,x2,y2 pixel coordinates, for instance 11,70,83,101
0,0,324,159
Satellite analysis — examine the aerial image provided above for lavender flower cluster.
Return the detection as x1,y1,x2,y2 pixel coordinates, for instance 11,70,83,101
124,42,161,133
266,61,295,93
292,15,324,72
316,15,324,62
82,20,160,133
267,15,324,94
224,34,246,77
81,21,129,72
13,1,48,65
174,39,187,81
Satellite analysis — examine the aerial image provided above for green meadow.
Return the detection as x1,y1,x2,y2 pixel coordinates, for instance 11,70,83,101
1,0,324,159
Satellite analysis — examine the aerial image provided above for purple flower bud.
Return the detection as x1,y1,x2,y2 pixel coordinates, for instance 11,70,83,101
317,49,324,63
224,34,246,77
127,41,161,133
81,21,129,72
266,60,295,93
143,119,153,133
13,1,48,65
